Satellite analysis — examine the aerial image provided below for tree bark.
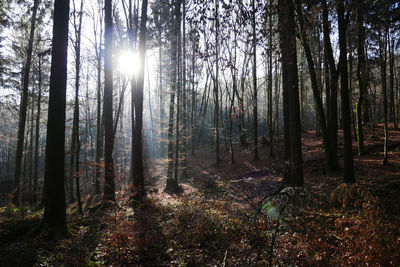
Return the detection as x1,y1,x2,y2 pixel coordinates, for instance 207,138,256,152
165,0,182,194
103,0,115,203
252,0,258,160
322,0,340,172
381,26,389,165
12,0,39,206
356,0,367,155
41,0,70,237
296,2,332,173
338,0,355,183
132,0,148,200
279,0,303,186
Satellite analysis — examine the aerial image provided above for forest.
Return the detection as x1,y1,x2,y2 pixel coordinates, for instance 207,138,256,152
0,0,400,265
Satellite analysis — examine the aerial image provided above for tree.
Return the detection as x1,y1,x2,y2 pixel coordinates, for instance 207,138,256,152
69,0,84,213
355,0,367,156
132,0,148,201
40,0,70,237
12,0,39,206
252,0,258,160
267,0,274,158
103,0,115,203
278,0,303,186
296,1,333,173
337,0,355,183
94,0,104,195
165,0,183,194
380,19,389,165
214,0,221,164
322,0,340,172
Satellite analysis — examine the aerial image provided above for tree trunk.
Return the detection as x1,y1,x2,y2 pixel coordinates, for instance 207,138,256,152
214,0,221,164
131,0,148,200
389,35,395,128
69,0,84,212
252,0,258,160
33,52,44,204
268,0,274,157
381,28,389,165
338,0,355,183
12,0,39,206
40,0,70,237
297,2,332,173
103,0,115,204
356,0,367,155
165,0,182,194
279,0,303,186
94,2,103,195
181,0,188,179
322,0,340,172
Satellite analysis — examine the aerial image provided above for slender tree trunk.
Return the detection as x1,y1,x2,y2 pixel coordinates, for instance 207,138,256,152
103,0,115,203
12,0,39,206
322,0,339,172
132,0,148,199
389,35,395,128
28,88,35,203
181,0,188,179
268,0,274,158
381,28,389,165
190,42,197,156
94,2,103,195
75,139,82,214
356,0,367,155
214,0,221,164
70,0,83,211
174,0,181,183
22,126,29,203
297,2,332,173
252,0,258,160
33,53,43,204
274,57,280,137
165,0,182,193
338,0,355,183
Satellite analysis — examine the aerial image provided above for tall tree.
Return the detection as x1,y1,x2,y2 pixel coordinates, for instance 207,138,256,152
40,0,70,237
181,0,188,179
278,0,303,186
322,0,340,172
165,0,182,193
380,19,389,165
337,0,355,183
296,2,333,173
69,0,84,213
252,0,258,160
12,0,39,206
32,49,48,204
94,1,103,194
103,0,115,203
214,0,221,164
267,0,274,158
132,0,148,201
355,0,367,155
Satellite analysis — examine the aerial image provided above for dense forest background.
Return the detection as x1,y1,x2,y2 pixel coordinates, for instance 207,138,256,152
0,0,400,265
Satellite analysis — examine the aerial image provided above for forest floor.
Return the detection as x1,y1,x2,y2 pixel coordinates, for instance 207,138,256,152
1,124,400,266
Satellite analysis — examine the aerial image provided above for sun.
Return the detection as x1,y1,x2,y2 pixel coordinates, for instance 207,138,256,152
118,51,140,75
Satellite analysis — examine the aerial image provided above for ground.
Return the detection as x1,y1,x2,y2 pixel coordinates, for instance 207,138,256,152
1,124,400,266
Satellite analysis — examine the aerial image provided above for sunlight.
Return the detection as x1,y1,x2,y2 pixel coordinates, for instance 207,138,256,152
118,51,140,75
